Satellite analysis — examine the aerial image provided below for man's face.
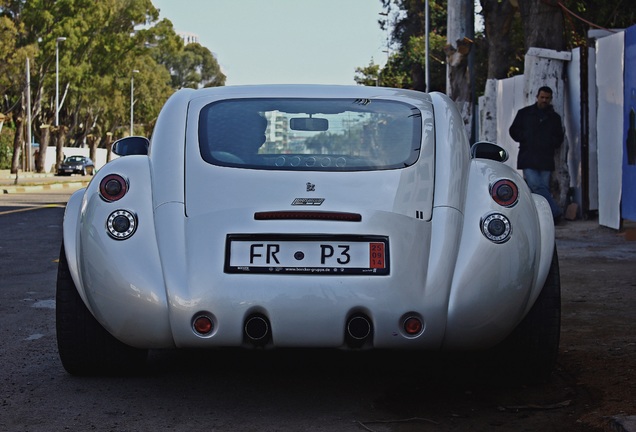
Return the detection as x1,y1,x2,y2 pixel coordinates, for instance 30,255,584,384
536,91,553,109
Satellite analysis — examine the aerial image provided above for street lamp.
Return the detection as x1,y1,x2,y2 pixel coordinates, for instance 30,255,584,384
55,37,67,127
130,69,139,135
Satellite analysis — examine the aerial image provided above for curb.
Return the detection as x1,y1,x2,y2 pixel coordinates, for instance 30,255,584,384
2,181,88,194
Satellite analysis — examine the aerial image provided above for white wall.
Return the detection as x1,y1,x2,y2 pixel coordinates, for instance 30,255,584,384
596,32,625,229
496,75,525,171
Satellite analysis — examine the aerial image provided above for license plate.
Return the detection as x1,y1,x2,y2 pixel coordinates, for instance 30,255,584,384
225,234,389,275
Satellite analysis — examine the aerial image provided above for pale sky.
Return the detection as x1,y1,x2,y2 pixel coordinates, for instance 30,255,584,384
150,0,390,86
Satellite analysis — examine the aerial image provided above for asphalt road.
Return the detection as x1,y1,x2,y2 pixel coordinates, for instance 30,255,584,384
1,188,634,432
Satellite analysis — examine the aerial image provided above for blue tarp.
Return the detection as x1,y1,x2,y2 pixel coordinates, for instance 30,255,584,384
622,25,636,221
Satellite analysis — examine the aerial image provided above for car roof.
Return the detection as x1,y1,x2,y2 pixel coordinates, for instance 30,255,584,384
183,84,430,103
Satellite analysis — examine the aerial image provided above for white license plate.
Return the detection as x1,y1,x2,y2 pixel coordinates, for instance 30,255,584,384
225,235,389,275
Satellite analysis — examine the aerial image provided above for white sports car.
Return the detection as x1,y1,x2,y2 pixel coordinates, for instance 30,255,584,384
56,85,560,379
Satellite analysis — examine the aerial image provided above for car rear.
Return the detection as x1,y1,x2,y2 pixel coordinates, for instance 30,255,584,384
167,87,442,349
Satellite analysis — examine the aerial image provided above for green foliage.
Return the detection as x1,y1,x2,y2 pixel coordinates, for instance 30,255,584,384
563,0,636,48
354,61,381,87
363,0,635,94
0,123,14,169
0,0,226,150
369,0,448,91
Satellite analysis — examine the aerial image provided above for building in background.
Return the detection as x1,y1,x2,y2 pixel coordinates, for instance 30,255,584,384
178,31,199,45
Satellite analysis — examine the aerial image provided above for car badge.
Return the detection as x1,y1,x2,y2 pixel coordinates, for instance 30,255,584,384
292,198,325,206
306,182,316,192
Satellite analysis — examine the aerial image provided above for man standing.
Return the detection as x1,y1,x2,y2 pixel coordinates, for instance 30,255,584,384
509,86,564,222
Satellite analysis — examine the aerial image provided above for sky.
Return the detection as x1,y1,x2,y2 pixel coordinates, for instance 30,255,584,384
150,0,390,86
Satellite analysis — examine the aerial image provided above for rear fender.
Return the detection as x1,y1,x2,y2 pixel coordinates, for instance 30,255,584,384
62,188,89,307
523,194,556,315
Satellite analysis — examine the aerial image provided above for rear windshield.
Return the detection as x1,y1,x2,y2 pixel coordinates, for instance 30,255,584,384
198,98,422,171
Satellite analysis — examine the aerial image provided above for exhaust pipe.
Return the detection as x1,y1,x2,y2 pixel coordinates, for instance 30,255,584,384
244,315,270,345
346,314,372,347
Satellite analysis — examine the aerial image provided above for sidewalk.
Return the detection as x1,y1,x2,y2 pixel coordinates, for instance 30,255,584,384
1,169,90,194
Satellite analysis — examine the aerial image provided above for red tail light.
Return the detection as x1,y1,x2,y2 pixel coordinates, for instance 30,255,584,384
193,314,214,336
403,316,423,336
490,179,518,207
99,174,128,202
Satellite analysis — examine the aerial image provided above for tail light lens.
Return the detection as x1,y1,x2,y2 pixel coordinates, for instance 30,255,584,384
403,316,423,336
481,213,512,243
100,174,128,202
192,314,215,336
490,179,518,207
106,210,137,240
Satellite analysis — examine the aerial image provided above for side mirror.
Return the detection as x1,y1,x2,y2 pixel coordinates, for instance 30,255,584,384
470,141,508,163
112,136,149,156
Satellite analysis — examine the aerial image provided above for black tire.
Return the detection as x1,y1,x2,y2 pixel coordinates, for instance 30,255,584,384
493,245,561,383
56,243,148,376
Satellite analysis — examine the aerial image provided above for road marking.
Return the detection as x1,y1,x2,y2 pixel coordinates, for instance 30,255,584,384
0,204,65,215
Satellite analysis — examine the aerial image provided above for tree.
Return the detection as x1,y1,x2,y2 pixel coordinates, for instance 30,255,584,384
169,42,226,89
446,0,475,137
369,0,448,91
479,0,522,142
518,0,565,51
0,0,227,173
354,60,381,87
480,0,518,80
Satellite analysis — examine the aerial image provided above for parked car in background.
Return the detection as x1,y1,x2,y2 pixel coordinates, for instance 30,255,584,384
57,155,95,176
56,85,560,381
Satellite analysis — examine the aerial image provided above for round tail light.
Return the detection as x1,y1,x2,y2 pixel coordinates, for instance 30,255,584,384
403,316,423,336
100,174,128,202
491,179,518,207
106,210,137,240
481,213,512,243
193,314,215,336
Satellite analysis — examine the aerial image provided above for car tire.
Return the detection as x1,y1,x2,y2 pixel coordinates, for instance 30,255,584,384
493,245,561,383
55,243,148,376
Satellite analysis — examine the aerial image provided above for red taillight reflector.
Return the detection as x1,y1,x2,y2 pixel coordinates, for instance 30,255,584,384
403,316,423,335
193,315,214,335
99,174,128,202
254,211,362,222
490,179,518,207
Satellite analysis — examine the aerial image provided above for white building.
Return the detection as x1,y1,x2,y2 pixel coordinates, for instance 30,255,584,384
178,31,199,45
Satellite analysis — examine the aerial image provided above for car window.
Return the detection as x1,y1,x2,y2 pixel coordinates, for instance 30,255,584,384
65,156,85,163
198,98,422,171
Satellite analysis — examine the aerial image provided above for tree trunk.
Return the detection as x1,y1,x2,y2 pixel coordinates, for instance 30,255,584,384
39,126,51,173
102,134,114,163
517,0,565,52
479,0,517,143
88,135,98,162
11,114,24,174
481,0,516,80
55,127,67,173
446,0,474,141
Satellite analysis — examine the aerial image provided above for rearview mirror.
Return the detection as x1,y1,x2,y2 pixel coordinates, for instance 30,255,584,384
470,141,508,163
112,136,149,156
290,117,329,131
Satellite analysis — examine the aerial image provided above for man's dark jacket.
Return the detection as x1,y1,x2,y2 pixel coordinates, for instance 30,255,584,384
509,103,564,171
